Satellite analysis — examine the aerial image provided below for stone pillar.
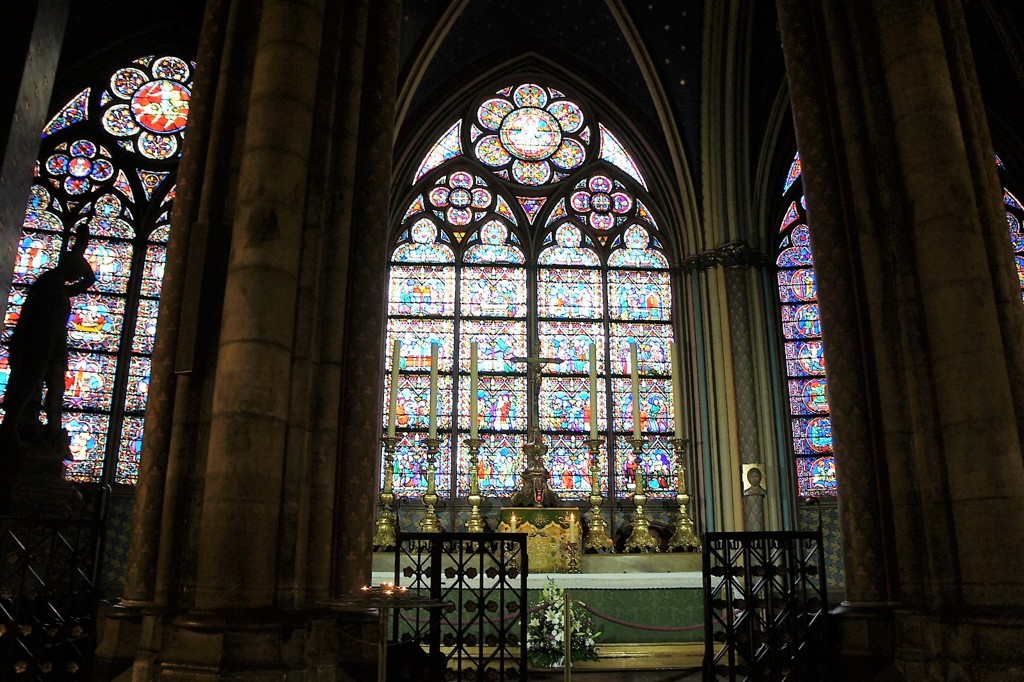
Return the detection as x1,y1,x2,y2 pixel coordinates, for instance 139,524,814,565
777,0,1024,678
191,0,325,613
0,0,69,329
332,0,401,595
719,242,772,531
93,1,231,675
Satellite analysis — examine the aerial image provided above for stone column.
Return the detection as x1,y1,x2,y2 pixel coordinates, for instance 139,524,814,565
777,0,1024,677
0,1,69,332
719,242,772,531
331,0,401,595
191,0,325,613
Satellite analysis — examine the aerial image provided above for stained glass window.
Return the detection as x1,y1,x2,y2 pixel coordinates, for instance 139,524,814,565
997,157,1024,300
777,154,1024,498
775,152,837,497
0,56,191,486
386,82,677,507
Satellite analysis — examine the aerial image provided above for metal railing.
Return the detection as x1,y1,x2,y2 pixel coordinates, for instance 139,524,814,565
0,491,107,680
393,531,529,681
703,530,829,681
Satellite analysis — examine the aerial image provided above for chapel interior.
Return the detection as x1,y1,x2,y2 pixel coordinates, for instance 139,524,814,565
1,1,1023,680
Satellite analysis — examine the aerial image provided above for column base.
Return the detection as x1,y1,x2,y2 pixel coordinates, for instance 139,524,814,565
892,605,1024,682
829,601,901,681
119,606,377,681
831,602,1024,682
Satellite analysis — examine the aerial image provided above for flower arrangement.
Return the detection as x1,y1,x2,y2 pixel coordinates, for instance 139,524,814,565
526,579,601,668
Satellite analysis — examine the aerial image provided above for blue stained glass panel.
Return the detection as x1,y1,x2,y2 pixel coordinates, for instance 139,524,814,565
789,377,830,415
791,416,833,455
140,243,166,296
64,412,110,483
545,434,605,500
538,376,603,431
68,293,125,352
385,318,455,372
458,319,527,373
461,375,528,432
780,304,820,340
608,324,672,375
613,434,675,500
796,455,837,496
385,374,454,432
116,415,145,485
607,269,671,321
124,355,151,412
610,377,672,433
785,340,826,376
64,351,117,410
538,321,603,374
388,265,456,316
132,298,160,354
777,268,817,302
86,239,133,294
455,432,526,497
460,266,527,317
537,268,603,318
387,433,453,498
13,233,63,282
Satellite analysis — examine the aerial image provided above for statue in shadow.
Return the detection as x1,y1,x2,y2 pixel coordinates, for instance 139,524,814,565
1,221,95,514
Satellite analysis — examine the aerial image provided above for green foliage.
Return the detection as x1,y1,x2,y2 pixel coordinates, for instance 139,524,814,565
526,579,601,668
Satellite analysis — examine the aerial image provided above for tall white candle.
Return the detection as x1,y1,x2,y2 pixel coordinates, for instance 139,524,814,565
387,339,401,438
429,341,438,439
670,340,683,436
630,341,641,439
470,341,479,438
589,343,598,439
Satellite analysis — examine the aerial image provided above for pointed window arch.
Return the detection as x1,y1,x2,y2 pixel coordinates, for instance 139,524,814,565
385,81,678,508
1,55,191,486
775,153,837,498
775,152,1024,498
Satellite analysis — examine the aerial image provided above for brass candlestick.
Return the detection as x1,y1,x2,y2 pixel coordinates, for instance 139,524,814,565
667,436,701,551
624,436,659,553
372,435,399,550
419,437,442,532
583,437,614,553
464,437,485,532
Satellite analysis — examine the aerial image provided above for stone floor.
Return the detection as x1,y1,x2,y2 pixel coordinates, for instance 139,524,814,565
528,669,702,681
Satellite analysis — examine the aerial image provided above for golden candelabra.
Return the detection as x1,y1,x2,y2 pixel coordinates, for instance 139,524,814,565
464,437,485,532
582,437,614,553
419,437,442,532
372,435,399,550
667,436,702,551
624,436,659,553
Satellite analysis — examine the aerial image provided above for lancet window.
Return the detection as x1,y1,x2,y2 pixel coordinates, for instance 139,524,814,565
775,152,1024,498
0,55,191,486
384,82,678,505
775,153,837,498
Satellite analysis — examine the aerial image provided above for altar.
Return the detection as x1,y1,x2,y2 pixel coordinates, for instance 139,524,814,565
496,506,582,573
370,550,704,645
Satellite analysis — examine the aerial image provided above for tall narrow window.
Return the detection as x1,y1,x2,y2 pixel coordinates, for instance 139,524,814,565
0,55,191,486
997,156,1024,300
384,82,677,512
777,153,1024,499
775,153,836,497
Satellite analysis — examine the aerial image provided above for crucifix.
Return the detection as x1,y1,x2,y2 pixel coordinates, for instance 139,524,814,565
508,353,565,507
509,353,564,432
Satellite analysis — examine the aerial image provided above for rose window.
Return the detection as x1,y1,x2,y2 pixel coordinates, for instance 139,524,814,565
570,175,633,230
428,171,492,226
101,56,193,161
44,140,115,196
473,83,588,187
